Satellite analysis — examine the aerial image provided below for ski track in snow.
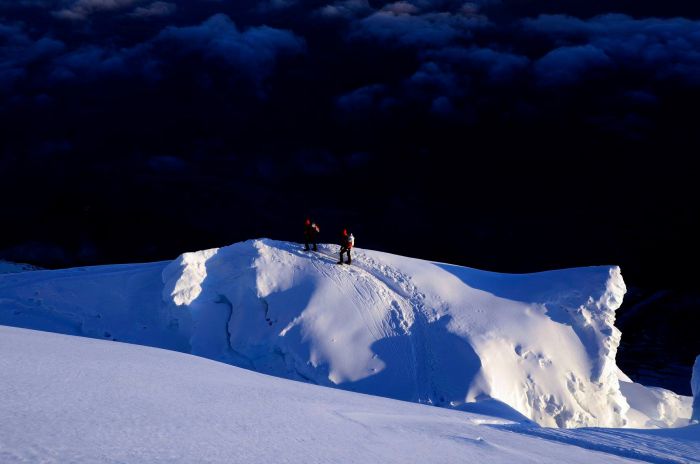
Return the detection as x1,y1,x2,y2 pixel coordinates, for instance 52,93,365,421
345,246,442,405
302,246,423,395
296,244,459,406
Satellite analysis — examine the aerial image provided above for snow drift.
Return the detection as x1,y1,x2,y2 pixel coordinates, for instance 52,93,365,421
0,239,692,428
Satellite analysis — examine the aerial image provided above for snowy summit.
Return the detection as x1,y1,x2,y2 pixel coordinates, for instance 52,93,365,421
0,239,693,432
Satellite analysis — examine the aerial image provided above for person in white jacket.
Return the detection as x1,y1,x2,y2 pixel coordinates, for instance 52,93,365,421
338,229,354,265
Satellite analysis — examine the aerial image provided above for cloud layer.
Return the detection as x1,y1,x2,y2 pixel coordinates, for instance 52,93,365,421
1,0,699,284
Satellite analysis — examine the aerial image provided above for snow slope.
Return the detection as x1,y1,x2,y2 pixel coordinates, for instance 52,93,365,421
0,239,692,428
2,325,699,464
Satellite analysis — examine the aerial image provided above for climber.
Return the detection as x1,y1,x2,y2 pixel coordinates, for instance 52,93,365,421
303,218,320,251
337,229,355,265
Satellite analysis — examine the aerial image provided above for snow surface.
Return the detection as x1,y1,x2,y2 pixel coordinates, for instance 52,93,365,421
693,356,700,422
0,239,693,428
2,325,699,464
619,378,693,428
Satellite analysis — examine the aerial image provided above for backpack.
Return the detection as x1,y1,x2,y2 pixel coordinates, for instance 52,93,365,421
348,233,355,248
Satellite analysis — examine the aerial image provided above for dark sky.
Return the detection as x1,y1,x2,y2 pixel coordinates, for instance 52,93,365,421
1,0,698,289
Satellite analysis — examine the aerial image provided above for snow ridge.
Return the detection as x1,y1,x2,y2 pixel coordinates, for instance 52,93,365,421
532,266,630,427
0,238,693,429
159,239,630,427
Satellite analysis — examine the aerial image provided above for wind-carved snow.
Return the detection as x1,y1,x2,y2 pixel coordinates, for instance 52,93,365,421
164,248,218,306
158,239,630,428
0,239,693,429
619,373,694,429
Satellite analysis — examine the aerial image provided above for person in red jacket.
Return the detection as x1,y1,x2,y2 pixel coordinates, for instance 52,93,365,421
337,229,355,264
303,218,320,251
